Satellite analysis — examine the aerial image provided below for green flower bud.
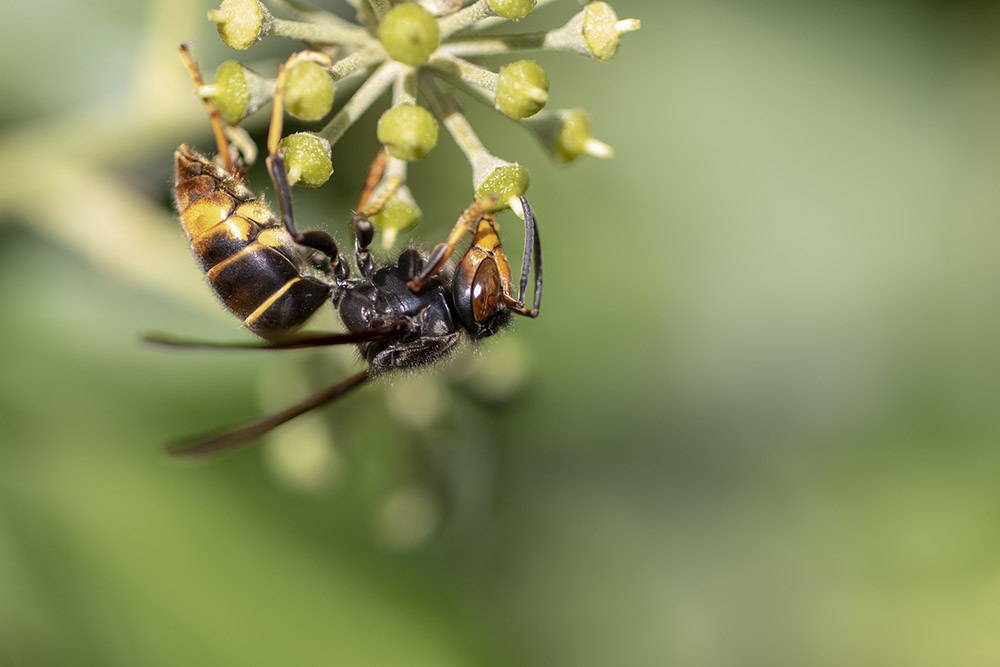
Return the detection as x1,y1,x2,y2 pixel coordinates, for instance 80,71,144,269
546,2,640,61
377,105,439,161
378,3,441,66
285,61,334,121
494,60,549,120
208,61,272,124
373,194,422,249
486,0,536,20
474,162,529,211
279,133,333,187
526,108,613,164
211,61,249,125
553,110,594,163
208,0,271,51
582,2,640,62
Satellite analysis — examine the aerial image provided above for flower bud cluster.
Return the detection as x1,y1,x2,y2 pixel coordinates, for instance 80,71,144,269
198,0,639,239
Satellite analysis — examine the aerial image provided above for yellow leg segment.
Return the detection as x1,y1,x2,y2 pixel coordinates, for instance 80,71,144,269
406,195,498,292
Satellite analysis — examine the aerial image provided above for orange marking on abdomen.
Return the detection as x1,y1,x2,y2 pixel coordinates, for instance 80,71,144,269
179,191,237,240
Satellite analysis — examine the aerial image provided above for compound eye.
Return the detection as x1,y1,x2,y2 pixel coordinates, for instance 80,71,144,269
471,260,503,323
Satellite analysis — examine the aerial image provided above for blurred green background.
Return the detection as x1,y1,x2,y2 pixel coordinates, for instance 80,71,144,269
3,0,1000,665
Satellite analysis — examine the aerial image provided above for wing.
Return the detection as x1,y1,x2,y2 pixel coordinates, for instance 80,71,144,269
168,370,370,457
142,322,403,350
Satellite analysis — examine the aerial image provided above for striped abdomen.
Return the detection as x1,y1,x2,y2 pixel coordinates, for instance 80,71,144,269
173,145,331,340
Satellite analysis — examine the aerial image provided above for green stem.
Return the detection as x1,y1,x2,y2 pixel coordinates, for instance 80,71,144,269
438,32,550,58
329,45,387,81
427,53,497,93
267,0,359,29
393,68,418,106
386,155,408,183
318,62,401,146
367,0,391,20
420,72,512,191
270,18,374,46
437,0,495,39
419,72,488,162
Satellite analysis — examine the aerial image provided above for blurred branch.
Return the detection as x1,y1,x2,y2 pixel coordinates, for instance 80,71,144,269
0,0,226,316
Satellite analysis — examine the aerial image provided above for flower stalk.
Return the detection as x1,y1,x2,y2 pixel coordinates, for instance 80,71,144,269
270,17,372,45
437,0,497,39
318,61,401,146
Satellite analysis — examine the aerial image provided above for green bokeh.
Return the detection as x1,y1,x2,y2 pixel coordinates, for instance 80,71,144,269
3,1,1000,666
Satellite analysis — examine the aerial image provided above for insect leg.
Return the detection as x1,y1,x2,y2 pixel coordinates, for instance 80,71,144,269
262,51,349,279
356,149,388,213
351,212,377,278
350,150,405,277
265,50,334,158
505,195,542,317
406,195,498,292
178,43,234,173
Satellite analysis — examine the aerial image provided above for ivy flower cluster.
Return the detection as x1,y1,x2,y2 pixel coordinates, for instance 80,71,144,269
201,0,640,244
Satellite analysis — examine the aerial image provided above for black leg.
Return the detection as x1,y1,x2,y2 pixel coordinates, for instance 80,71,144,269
516,195,542,316
351,212,376,278
397,248,425,283
266,152,350,281
350,149,404,278
500,196,542,318
260,51,346,280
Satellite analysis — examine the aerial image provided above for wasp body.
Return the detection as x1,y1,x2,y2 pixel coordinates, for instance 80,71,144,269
150,46,542,455
336,211,520,373
175,145,332,339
